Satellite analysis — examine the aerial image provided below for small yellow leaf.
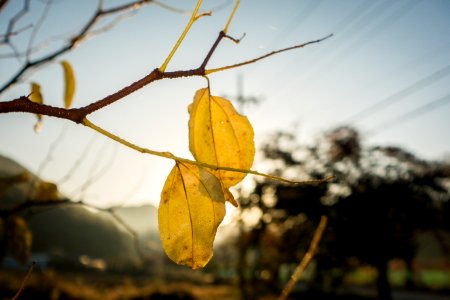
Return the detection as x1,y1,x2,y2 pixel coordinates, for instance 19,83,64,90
30,82,44,133
189,88,255,188
158,162,226,269
61,60,76,109
30,82,43,105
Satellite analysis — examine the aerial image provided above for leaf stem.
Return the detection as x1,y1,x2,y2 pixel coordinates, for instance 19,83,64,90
159,0,203,72
82,117,332,185
223,0,240,34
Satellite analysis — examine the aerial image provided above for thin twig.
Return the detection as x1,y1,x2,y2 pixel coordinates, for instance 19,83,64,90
153,0,232,15
73,142,118,201
0,24,32,42
11,261,35,300
0,0,156,94
279,216,328,300
206,34,333,74
3,0,30,44
0,33,331,121
57,134,97,184
26,0,53,60
0,0,9,13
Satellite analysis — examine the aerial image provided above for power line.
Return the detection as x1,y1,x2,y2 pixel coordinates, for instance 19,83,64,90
370,93,450,134
345,64,450,123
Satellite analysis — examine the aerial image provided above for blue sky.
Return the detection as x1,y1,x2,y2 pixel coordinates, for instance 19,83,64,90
1,0,450,208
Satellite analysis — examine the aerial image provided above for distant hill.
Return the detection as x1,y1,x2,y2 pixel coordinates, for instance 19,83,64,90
0,154,159,270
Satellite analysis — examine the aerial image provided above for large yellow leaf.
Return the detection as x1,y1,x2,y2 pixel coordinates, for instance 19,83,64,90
188,88,255,188
158,162,226,269
61,60,76,109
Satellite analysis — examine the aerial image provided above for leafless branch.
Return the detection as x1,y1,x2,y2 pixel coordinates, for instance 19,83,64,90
11,261,35,300
0,0,157,95
279,215,328,300
153,0,232,15
57,134,97,185
2,0,30,45
0,34,332,123
25,0,53,60
0,0,9,13
73,142,118,201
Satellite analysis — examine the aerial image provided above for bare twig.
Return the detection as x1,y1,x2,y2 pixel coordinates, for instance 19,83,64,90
279,215,328,300
26,0,53,60
11,261,35,300
73,142,118,201
153,0,232,15
26,125,68,199
57,134,97,184
206,34,333,74
0,0,156,94
0,24,32,42
0,32,331,183
0,0,9,13
2,0,30,44
0,34,332,121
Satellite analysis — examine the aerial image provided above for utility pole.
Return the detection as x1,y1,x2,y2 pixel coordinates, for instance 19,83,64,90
232,73,261,114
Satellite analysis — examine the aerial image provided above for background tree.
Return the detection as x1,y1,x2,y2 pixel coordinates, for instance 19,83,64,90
237,126,450,299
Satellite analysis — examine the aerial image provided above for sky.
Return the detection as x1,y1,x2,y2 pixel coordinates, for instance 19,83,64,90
1,0,450,208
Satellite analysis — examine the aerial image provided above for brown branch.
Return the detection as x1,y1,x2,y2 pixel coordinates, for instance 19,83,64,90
0,33,331,123
206,33,333,74
279,215,328,300
2,0,29,44
11,261,35,300
0,0,9,13
26,0,53,60
200,31,226,70
0,0,156,95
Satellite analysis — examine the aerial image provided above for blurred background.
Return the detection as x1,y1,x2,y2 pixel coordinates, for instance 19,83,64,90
1,0,449,299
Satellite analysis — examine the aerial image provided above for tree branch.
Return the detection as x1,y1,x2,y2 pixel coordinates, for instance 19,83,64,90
0,33,331,122
0,0,9,13
279,215,328,300
206,33,333,74
0,0,156,95
11,261,35,300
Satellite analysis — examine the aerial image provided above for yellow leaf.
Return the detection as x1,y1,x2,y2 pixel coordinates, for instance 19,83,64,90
30,82,43,133
61,60,76,109
30,82,43,105
158,162,226,269
188,88,255,188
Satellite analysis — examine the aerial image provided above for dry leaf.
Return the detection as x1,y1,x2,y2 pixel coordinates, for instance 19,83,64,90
188,88,255,189
61,60,76,109
158,162,226,269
